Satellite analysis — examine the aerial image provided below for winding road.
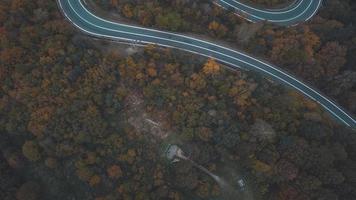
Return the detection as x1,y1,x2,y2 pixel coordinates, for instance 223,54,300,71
216,0,321,26
58,0,356,129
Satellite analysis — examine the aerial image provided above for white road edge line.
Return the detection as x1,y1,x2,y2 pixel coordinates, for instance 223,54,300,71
59,0,355,127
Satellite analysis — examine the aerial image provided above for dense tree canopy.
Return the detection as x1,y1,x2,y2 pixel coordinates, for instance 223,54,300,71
1,0,356,199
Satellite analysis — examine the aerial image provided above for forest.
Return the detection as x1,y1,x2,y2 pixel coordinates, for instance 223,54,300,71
1,0,356,200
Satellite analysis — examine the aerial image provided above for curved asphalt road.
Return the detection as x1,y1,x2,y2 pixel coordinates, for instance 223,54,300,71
58,0,356,129
216,0,322,26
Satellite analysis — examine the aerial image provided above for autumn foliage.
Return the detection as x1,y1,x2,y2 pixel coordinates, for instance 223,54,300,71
0,0,356,199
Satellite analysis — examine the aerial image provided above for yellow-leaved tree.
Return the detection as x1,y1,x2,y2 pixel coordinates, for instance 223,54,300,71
202,58,220,75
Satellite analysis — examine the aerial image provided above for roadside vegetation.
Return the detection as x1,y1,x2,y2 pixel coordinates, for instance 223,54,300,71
94,0,356,116
0,0,356,200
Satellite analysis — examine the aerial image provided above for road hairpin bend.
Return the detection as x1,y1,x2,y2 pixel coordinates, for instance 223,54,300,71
58,0,356,128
